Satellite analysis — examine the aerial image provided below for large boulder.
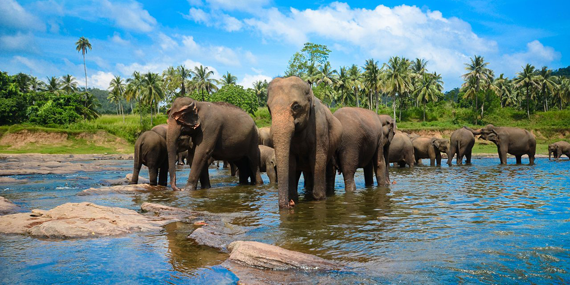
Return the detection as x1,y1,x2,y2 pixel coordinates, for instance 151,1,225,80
0,202,175,238
0,197,22,215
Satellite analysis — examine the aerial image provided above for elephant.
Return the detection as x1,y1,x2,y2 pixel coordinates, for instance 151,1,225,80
447,127,475,165
259,145,277,184
335,107,389,192
387,131,415,168
258,127,273,147
130,131,168,186
378,114,396,172
166,97,262,191
548,141,570,161
412,137,449,166
267,76,342,208
470,124,536,165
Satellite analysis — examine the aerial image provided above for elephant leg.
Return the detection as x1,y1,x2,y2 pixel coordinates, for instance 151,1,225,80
158,161,168,186
131,164,141,185
398,161,406,168
326,161,336,196
186,148,212,190
287,166,299,204
498,146,508,165
148,166,159,186
234,159,249,184
515,155,522,164
267,165,277,184
465,149,472,165
374,149,389,185
199,163,211,189
310,149,329,200
436,152,442,166
447,144,456,166
363,161,374,187
529,153,535,165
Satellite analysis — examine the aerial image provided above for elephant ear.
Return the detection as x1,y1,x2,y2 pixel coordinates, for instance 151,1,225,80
431,138,440,149
171,102,200,130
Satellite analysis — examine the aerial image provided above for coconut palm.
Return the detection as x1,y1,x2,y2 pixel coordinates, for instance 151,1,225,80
462,55,493,123
191,65,218,101
385,56,412,123
513,64,540,119
537,67,557,112
316,62,336,106
142,72,164,125
220,72,237,86
61,74,78,94
177,65,192,97
347,64,364,107
29,76,45,92
75,37,92,91
414,72,443,121
162,66,180,102
363,59,381,112
410,58,428,76
303,63,320,85
334,66,350,106
253,80,268,106
492,74,512,108
46,76,61,93
552,76,569,110
126,71,144,123
108,75,126,122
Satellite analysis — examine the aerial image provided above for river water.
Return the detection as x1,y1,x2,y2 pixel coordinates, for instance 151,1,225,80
0,157,569,284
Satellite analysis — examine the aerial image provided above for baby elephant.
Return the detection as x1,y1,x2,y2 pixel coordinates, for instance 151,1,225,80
131,131,168,186
412,137,449,166
548,141,570,161
259,145,277,184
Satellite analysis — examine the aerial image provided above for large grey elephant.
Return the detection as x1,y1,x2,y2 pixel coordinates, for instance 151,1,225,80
335,107,389,192
470,124,536,165
447,127,475,165
378,114,396,172
388,131,415,168
166,98,262,191
259,145,277,184
152,124,193,166
412,137,449,166
258,127,273,147
548,141,570,161
130,131,168,186
267,76,342,208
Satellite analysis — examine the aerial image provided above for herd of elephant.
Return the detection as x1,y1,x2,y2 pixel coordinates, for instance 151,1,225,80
131,76,570,209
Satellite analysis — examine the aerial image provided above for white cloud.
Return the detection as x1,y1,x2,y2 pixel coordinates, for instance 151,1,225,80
0,32,38,52
182,35,201,53
11,56,60,76
497,40,561,76
89,71,115,90
100,0,157,32
187,8,209,23
212,46,240,66
205,0,270,12
116,62,171,76
110,32,129,45
245,51,257,65
157,33,178,50
0,0,45,31
184,9,243,32
238,74,272,89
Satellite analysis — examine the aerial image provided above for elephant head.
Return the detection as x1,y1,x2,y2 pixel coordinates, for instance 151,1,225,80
166,97,201,190
548,143,558,160
432,138,449,154
477,125,499,143
267,76,313,207
379,115,395,145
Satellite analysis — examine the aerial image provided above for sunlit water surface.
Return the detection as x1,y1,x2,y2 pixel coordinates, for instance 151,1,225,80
0,157,569,284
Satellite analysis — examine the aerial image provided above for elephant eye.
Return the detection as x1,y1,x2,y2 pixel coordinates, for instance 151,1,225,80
291,102,301,111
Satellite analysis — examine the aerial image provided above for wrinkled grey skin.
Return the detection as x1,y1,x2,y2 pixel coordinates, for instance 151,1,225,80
167,98,262,191
267,76,342,208
258,127,273,147
378,114,396,174
470,124,536,165
548,141,570,161
412,137,449,166
335,107,389,192
259,145,277,184
388,131,415,168
131,131,168,186
447,127,475,165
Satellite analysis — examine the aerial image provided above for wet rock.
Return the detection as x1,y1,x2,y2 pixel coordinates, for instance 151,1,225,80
0,197,23,215
125,174,150,184
189,227,229,250
141,202,196,222
0,154,129,176
226,241,340,271
78,184,163,196
99,174,150,187
0,202,174,238
0,177,28,184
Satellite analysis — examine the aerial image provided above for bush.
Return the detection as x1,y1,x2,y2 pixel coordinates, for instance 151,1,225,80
210,85,258,115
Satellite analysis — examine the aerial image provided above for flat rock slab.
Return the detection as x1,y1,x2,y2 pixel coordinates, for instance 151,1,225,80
0,177,29,184
100,174,150,186
0,202,174,238
78,184,163,196
0,196,23,215
0,154,130,176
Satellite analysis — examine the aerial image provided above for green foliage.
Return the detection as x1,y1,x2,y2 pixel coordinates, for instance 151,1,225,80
210,84,258,115
253,107,271,127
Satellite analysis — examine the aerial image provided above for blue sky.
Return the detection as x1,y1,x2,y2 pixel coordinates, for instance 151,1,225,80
1,0,569,91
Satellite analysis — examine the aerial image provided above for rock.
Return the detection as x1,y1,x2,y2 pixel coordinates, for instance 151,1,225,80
0,197,23,215
77,184,163,196
188,227,229,250
125,174,150,184
0,177,28,184
0,202,175,238
226,241,340,271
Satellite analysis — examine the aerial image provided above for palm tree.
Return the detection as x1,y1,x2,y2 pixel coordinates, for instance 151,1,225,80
75,37,92,91
46,76,61,93
177,65,192,96
191,65,218,101
61,74,78,94
363,59,381,112
385,56,412,122
334,66,350,106
410,58,428,75
513,64,540,119
537,67,557,112
347,64,364,107
220,72,238,86
414,72,443,121
29,76,45,92
126,71,144,123
303,63,320,85
253,80,268,106
162,66,180,102
492,74,511,108
462,55,493,123
142,72,164,125
316,62,336,106
108,75,126,122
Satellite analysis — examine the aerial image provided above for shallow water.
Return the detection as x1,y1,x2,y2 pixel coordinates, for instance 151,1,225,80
1,157,569,284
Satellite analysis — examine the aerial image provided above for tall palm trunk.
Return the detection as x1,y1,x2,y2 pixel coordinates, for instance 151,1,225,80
355,88,360,108
392,94,397,124
83,52,88,92
526,85,530,119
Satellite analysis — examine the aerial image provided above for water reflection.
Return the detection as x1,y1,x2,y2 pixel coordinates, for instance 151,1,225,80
1,157,569,283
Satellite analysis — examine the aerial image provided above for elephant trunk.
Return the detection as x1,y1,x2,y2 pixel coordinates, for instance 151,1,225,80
548,149,552,161
271,109,295,208
167,119,181,191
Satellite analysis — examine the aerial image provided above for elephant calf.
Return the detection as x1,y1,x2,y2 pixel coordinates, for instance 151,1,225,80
412,137,449,166
388,131,415,168
548,141,570,161
448,127,475,165
131,131,168,186
259,145,277,184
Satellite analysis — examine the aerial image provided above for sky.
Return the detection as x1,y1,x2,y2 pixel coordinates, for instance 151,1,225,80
1,0,569,91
